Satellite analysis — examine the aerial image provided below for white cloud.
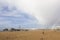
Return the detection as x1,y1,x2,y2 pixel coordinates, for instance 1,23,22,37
0,0,60,29
0,21,11,25
13,0,60,26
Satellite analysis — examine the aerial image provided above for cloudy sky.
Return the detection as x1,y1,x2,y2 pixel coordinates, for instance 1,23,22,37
0,0,60,29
